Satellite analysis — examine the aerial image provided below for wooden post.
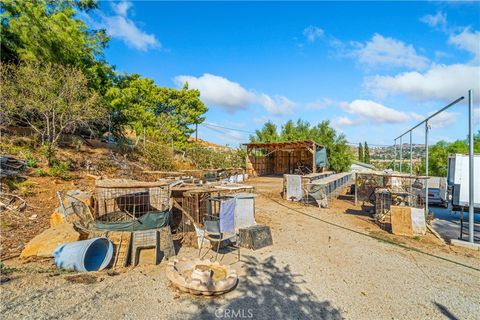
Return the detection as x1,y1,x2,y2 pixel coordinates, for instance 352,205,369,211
312,142,317,173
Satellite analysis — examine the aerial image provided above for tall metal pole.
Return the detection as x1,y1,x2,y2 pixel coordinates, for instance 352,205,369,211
468,89,475,243
425,121,429,214
409,130,413,176
399,136,403,173
393,139,397,171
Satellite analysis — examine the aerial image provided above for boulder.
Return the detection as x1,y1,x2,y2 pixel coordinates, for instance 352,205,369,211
50,208,66,227
50,190,93,228
20,223,81,259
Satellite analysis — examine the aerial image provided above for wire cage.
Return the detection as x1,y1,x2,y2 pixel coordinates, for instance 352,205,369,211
374,187,423,231
356,172,428,205
174,185,254,233
94,180,171,223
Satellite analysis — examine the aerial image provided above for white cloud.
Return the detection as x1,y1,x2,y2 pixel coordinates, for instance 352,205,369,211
112,1,132,16
420,12,447,30
365,63,480,102
428,111,459,129
259,94,296,116
340,99,411,124
174,73,295,115
448,28,480,61
303,26,324,43
174,74,256,111
332,116,357,127
99,1,160,51
352,34,429,70
304,98,337,110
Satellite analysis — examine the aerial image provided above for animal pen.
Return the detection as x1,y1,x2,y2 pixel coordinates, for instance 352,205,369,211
171,184,255,233
245,140,327,176
93,179,171,230
355,172,428,232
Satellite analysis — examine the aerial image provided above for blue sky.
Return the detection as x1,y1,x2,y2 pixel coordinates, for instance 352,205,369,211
85,1,480,147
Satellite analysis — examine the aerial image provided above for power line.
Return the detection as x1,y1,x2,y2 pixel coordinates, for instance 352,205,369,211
201,123,411,147
200,122,255,134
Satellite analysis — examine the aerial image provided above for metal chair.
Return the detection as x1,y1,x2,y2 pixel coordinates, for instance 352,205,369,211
198,215,240,262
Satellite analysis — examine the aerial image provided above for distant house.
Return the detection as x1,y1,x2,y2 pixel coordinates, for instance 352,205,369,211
350,161,376,172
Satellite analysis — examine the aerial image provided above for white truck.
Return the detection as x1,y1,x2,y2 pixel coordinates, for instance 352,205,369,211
440,154,480,210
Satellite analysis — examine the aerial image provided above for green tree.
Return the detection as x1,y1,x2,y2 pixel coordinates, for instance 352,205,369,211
416,132,480,176
250,119,352,172
250,121,279,142
106,74,207,146
358,143,363,162
364,141,370,164
0,62,104,163
1,0,114,92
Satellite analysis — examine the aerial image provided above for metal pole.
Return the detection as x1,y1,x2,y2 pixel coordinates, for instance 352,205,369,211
400,136,403,173
425,121,429,214
393,139,397,171
354,173,358,206
468,89,474,243
409,130,413,176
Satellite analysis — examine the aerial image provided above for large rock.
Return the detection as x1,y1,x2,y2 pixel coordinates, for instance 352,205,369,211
50,208,66,227
50,190,93,228
20,223,81,258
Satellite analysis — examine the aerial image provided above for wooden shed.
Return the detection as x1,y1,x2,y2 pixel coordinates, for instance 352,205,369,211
245,140,327,176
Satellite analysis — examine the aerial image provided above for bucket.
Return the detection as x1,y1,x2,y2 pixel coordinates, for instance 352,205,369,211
53,237,113,272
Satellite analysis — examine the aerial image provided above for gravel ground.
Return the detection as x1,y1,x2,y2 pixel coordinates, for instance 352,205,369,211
1,176,479,320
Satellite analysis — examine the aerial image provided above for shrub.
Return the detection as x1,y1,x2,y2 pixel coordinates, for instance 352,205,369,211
22,151,38,168
18,181,36,196
31,169,50,177
39,143,57,166
142,141,175,171
183,143,246,169
49,161,73,180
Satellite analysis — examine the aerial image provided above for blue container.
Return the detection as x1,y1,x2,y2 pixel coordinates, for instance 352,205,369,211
53,237,113,272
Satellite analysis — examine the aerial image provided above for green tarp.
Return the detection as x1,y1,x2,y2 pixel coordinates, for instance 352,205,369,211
94,211,170,231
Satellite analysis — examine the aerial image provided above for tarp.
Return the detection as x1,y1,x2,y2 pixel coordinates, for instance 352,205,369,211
94,211,170,231
220,199,236,233
315,148,327,168
285,174,302,201
234,193,256,230
410,208,426,235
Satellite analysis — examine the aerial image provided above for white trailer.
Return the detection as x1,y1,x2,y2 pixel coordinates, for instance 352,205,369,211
440,154,480,209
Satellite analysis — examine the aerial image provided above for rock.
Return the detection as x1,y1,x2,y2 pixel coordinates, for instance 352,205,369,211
50,190,93,228
50,209,66,227
20,223,81,259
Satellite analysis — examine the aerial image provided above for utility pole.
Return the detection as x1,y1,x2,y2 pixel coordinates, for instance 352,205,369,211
468,89,475,243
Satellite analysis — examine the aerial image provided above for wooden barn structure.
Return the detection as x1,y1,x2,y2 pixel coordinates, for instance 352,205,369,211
245,140,327,176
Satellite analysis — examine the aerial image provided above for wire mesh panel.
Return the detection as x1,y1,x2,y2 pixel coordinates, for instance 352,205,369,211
94,180,170,223
182,191,211,225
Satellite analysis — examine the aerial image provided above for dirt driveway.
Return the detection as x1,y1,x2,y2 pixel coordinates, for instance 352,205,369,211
1,176,479,319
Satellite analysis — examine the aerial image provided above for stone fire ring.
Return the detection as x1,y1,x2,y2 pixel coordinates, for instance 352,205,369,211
166,257,238,296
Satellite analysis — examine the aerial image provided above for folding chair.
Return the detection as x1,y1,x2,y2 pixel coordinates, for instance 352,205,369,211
198,216,240,262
